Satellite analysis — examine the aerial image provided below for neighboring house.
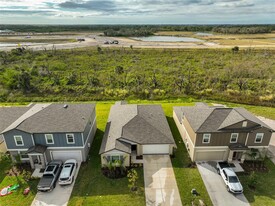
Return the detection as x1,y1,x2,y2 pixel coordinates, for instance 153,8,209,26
0,103,97,169
99,101,176,166
173,103,274,162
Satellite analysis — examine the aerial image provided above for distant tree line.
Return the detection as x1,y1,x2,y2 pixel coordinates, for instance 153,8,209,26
1,24,274,36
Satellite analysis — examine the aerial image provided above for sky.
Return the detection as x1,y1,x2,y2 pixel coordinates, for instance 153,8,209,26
0,0,274,24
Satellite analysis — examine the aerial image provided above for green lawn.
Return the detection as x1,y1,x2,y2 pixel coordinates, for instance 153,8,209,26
0,156,38,206
239,160,275,206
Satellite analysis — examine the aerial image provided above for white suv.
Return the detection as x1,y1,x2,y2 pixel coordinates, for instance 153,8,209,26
220,168,243,194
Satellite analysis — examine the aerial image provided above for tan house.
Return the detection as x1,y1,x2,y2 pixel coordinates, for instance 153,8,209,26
173,103,273,162
99,101,176,166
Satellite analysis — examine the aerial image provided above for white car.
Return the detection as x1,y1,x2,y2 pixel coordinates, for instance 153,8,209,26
220,168,243,194
58,159,77,185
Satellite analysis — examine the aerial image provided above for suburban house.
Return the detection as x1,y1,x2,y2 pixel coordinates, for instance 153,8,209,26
173,103,273,162
99,101,176,166
0,103,97,169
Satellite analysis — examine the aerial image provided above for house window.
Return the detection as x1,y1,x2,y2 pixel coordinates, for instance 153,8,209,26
230,133,239,143
14,135,24,146
255,133,264,143
66,134,75,144
202,134,211,143
19,151,29,160
242,121,248,127
106,155,123,163
45,134,54,144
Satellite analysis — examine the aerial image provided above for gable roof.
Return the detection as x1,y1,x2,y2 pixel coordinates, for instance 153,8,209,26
99,103,175,154
174,103,272,133
1,103,95,134
0,104,33,133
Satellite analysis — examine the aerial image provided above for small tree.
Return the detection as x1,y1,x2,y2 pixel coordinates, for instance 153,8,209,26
127,169,138,191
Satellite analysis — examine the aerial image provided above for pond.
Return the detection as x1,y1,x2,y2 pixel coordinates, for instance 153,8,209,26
132,36,204,42
196,32,213,36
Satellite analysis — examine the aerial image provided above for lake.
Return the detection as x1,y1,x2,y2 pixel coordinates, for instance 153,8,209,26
132,36,203,42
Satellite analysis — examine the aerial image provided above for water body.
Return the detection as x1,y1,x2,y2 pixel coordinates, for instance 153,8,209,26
196,32,213,36
132,36,204,42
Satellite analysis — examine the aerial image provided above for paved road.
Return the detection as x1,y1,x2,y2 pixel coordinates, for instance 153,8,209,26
31,162,81,206
143,155,182,206
197,161,250,206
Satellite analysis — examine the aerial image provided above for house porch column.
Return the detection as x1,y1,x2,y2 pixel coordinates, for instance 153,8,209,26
228,150,234,162
28,155,35,169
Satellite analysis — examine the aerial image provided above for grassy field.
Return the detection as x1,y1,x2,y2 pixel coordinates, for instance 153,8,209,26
239,160,275,206
0,156,39,206
0,37,76,44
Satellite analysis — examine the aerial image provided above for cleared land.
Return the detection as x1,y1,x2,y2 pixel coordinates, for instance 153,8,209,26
2,31,275,51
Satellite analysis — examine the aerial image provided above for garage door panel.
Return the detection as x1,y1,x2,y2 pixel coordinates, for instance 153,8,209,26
196,151,225,161
51,150,82,162
143,145,169,154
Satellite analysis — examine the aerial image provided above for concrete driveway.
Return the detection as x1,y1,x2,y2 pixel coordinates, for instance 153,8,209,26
31,162,81,206
197,161,249,206
143,155,182,206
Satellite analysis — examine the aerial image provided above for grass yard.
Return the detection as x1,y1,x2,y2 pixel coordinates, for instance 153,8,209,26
239,160,275,206
68,103,145,206
0,156,39,206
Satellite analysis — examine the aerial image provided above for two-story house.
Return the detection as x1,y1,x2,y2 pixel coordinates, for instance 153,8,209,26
0,103,97,169
173,103,273,162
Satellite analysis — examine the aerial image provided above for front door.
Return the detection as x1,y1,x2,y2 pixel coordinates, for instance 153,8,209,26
232,152,243,161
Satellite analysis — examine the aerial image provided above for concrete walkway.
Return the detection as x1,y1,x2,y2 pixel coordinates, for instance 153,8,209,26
143,155,182,206
257,116,275,164
31,162,81,206
197,161,250,206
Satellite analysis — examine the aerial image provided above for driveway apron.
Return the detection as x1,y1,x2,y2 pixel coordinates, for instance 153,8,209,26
197,161,250,206
143,155,182,206
31,162,81,206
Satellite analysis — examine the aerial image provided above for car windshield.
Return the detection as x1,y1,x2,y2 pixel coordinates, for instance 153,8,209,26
229,176,239,183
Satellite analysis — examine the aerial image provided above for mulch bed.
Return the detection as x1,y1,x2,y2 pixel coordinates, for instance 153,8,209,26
5,163,32,177
240,160,268,173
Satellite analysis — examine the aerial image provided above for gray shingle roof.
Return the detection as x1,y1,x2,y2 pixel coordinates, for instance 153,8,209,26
99,103,175,154
0,105,33,133
1,103,95,134
173,103,272,133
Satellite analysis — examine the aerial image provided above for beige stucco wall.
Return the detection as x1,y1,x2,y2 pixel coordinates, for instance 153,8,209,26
173,111,195,161
101,149,130,167
0,142,7,153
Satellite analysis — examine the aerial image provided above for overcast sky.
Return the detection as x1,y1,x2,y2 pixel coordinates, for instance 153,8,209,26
0,0,274,24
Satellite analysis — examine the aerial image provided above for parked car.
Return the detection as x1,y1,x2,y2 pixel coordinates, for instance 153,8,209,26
112,40,119,44
59,159,77,185
37,160,63,192
216,162,243,194
104,41,109,44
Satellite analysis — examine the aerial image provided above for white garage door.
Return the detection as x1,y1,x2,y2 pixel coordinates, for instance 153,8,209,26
51,150,82,162
143,144,170,154
196,151,225,161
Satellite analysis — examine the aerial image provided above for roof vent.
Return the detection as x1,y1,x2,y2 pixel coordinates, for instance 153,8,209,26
63,104,68,109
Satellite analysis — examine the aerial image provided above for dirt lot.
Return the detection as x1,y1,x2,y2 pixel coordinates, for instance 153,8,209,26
1,31,275,51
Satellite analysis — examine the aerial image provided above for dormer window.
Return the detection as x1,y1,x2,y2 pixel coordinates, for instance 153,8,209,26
242,121,247,127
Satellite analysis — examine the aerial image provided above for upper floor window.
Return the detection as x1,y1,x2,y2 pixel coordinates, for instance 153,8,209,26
14,135,24,146
66,134,75,144
19,151,29,159
255,133,264,143
242,121,248,127
202,134,211,143
230,133,239,143
45,134,54,144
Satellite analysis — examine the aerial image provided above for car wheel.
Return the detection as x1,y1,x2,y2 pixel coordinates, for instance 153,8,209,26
226,186,230,192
